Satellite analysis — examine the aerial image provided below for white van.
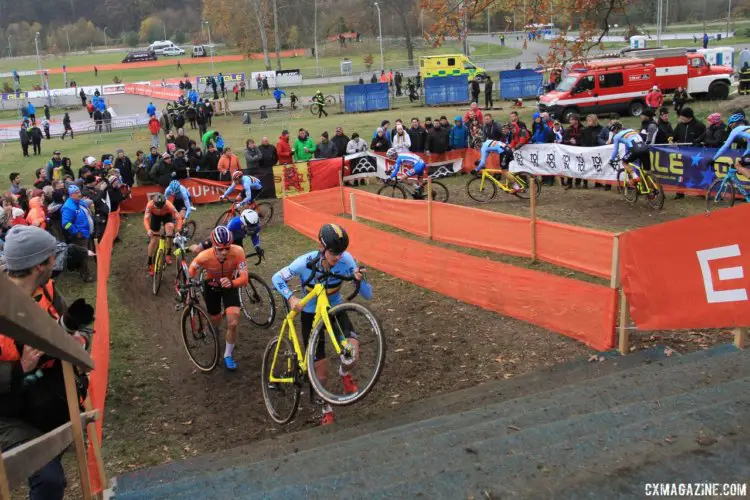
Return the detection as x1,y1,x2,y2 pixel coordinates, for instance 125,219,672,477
148,40,177,55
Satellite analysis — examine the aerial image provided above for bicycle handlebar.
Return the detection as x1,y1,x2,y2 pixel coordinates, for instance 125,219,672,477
300,254,365,301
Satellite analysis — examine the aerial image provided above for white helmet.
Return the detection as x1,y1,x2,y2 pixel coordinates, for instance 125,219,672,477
386,148,397,160
241,209,259,227
85,156,97,166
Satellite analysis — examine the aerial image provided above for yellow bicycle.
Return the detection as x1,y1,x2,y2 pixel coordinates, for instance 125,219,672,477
466,168,541,202
151,231,170,296
261,260,386,425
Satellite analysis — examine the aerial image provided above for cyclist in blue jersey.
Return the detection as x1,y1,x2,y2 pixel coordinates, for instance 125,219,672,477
713,112,750,177
271,223,372,426
165,179,195,222
191,209,263,257
220,170,263,206
385,148,427,196
609,121,650,185
471,138,522,192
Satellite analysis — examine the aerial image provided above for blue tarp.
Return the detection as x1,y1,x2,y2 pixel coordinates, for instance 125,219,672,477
343,83,390,113
499,69,544,99
424,75,468,106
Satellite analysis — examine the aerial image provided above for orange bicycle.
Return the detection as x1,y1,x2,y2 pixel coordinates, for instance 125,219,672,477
215,195,274,229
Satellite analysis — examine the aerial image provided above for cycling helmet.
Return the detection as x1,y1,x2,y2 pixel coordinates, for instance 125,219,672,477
153,193,166,209
728,112,746,126
168,179,181,193
210,225,233,249
609,121,623,132
319,223,349,255
386,148,398,160
240,209,259,227
232,170,244,182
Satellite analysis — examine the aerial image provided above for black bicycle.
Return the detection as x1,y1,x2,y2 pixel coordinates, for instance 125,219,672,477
239,249,277,328
377,177,450,202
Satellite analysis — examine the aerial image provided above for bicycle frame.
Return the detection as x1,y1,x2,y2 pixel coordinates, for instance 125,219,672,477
717,168,750,200
478,168,527,193
268,283,347,384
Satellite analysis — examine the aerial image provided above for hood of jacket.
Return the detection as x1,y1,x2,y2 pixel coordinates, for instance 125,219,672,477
279,135,289,143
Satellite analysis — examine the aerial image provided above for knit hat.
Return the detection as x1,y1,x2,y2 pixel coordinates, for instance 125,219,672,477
3,225,57,271
68,184,81,195
707,113,721,125
679,107,694,119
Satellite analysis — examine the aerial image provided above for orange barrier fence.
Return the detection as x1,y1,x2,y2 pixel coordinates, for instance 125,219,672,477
87,211,118,493
285,196,618,351
298,187,615,278
124,83,183,100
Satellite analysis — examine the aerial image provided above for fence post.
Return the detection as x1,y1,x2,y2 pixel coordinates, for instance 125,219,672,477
427,177,433,240
735,328,748,349
281,168,287,199
0,454,10,500
350,192,357,221
339,171,345,213
610,234,628,353
62,361,92,500
83,396,106,494
529,176,537,262
618,290,630,355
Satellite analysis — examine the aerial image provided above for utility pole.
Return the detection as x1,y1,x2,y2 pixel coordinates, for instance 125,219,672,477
204,21,215,73
374,2,384,72
727,0,733,38
104,26,108,49
162,21,167,41
487,8,491,53
314,0,320,76
64,28,71,53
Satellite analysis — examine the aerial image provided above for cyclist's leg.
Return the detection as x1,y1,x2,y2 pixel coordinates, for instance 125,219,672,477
301,311,329,387
331,311,359,374
164,221,175,255
499,151,514,187
147,216,164,266
222,289,242,366
202,284,225,329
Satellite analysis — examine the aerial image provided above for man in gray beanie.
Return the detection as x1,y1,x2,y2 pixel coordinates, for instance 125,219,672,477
1,225,94,500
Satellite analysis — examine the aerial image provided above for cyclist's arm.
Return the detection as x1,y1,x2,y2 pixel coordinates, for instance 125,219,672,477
180,187,193,213
167,202,182,231
389,157,404,179
221,182,236,198
238,177,262,206
713,127,744,160
341,254,372,300
477,143,491,169
143,202,153,233
231,249,249,287
187,252,205,278
250,229,260,248
272,255,308,300
609,134,622,162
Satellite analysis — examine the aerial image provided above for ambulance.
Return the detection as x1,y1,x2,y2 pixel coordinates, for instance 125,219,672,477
419,54,487,81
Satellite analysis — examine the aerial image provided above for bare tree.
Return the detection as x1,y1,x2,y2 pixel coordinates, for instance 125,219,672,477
249,0,272,70
272,0,282,70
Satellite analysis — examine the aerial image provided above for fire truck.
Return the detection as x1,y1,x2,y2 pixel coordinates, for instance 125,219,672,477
538,48,736,122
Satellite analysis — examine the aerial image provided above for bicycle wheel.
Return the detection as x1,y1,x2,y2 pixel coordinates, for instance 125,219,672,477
377,183,407,199
644,176,665,210
706,178,735,213
152,247,164,296
324,95,336,106
214,210,233,228
180,304,220,372
240,273,276,328
261,336,301,424
309,103,320,116
466,176,497,203
254,202,274,229
512,172,541,200
182,220,197,239
307,303,386,406
617,169,639,203
429,181,450,203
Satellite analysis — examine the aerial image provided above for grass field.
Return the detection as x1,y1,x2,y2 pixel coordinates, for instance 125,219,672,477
0,41,521,90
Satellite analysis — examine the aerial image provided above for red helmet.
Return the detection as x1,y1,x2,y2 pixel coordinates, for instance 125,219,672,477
232,170,243,182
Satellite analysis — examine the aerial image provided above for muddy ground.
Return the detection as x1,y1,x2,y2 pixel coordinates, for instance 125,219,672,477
47,179,732,485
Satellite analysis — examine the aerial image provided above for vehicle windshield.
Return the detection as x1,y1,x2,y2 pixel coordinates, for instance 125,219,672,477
555,75,579,92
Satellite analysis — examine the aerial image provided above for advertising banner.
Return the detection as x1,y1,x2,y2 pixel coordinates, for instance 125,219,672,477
119,178,230,213
272,162,311,197
510,143,621,181
649,145,744,192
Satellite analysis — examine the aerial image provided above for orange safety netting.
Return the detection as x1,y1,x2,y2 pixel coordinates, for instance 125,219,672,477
285,197,617,351
536,221,614,279
87,211,118,493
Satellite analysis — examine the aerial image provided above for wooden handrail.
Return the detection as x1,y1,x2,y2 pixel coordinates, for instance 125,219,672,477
2,411,98,490
0,273,94,370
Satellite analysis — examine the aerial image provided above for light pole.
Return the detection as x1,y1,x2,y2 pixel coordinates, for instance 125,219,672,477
314,0,320,76
7,35,11,58
420,10,424,38
203,21,215,73
374,2,384,72
34,32,42,77
162,21,167,41
104,27,108,48
63,28,71,53
727,0,733,38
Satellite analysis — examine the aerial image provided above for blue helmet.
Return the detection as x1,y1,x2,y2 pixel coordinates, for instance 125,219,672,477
210,225,233,249
169,179,181,193
728,113,746,126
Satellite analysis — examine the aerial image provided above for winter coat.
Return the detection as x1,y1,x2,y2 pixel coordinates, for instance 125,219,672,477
292,136,316,162
149,159,174,187
314,140,338,159
448,122,469,149
425,127,449,154
370,134,391,153
258,144,278,169
19,128,30,145
30,127,43,144
391,131,412,153
26,197,46,228
331,134,350,157
203,151,221,172
703,122,727,148
346,138,368,154
244,147,263,173
407,126,427,152
115,157,134,186
580,125,602,147
531,122,554,144
597,126,612,145
174,135,190,151
160,113,171,132
62,197,91,238
148,118,160,135
276,135,293,164
673,119,707,145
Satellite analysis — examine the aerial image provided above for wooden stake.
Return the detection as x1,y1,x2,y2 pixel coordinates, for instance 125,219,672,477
618,289,630,355
84,397,106,494
350,192,358,221
427,177,433,240
0,453,10,500
734,328,748,349
62,361,92,500
529,176,537,262
281,168,287,198
610,235,620,289
339,170,345,213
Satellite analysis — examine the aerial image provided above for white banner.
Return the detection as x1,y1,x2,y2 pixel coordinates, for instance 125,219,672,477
344,152,462,180
509,143,625,180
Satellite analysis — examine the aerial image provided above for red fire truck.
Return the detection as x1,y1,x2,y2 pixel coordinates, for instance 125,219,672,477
538,48,735,122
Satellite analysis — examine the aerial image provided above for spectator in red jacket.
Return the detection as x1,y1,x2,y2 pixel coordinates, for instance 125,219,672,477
508,120,529,150
645,85,664,111
463,102,484,124
276,130,293,164
147,116,161,149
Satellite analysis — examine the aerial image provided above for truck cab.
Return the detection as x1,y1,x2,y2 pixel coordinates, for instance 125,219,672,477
538,59,654,122
686,53,735,99
420,54,487,82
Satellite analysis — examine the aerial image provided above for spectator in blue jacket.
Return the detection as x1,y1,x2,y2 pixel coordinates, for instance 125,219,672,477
273,88,286,108
530,112,553,143
61,185,90,240
448,116,469,149
147,102,156,116
27,102,36,125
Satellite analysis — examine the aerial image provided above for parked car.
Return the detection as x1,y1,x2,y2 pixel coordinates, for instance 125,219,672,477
122,50,157,63
162,46,186,56
192,45,216,58
148,40,178,55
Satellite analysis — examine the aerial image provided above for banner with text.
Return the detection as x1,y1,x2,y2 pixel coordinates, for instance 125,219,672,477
510,143,621,180
119,178,230,213
649,145,744,192
345,151,464,180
